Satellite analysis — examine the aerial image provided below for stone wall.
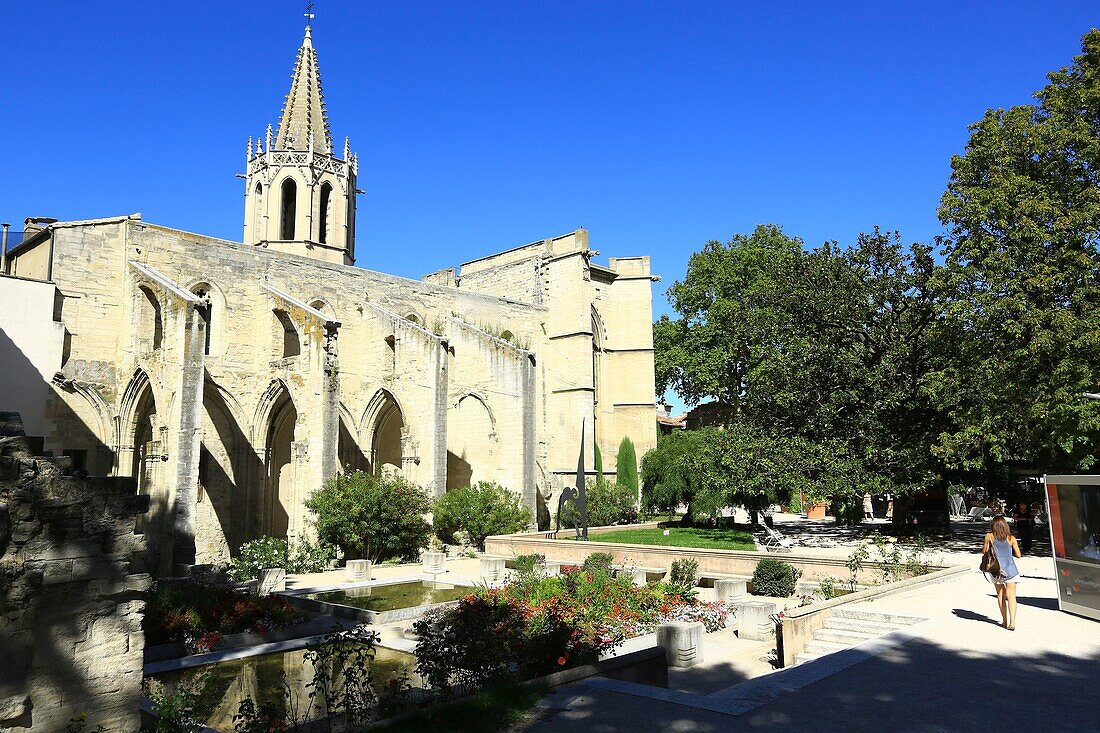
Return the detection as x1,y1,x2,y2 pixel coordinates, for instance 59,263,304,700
0,412,149,732
6,214,658,566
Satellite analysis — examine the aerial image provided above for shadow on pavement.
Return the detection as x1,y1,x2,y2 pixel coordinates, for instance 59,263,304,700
951,608,1002,626
667,660,750,696
527,639,1100,733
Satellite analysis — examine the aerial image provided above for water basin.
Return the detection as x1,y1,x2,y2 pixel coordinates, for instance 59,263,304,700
310,581,472,612
145,644,419,732
286,579,475,623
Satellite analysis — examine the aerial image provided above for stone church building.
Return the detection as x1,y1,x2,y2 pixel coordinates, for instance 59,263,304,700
0,25,658,575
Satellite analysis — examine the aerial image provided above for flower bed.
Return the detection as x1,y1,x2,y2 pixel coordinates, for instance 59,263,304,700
144,582,307,653
413,555,732,695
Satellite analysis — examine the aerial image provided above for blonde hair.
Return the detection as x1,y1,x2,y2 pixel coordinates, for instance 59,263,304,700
991,516,1011,541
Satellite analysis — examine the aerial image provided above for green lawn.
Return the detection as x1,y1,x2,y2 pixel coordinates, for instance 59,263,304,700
574,524,757,551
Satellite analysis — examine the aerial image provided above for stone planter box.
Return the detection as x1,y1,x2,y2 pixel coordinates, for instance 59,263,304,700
143,615,349,663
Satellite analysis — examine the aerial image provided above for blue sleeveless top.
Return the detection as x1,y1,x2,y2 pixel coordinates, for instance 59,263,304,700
992,538,1019,581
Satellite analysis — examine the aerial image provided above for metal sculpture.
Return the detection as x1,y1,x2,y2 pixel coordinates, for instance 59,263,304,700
554,419,589,539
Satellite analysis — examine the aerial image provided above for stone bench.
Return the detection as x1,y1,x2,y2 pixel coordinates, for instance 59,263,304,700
697,572,751,588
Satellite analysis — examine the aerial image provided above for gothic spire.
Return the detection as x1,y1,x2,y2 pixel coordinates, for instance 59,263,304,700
275,25,333,154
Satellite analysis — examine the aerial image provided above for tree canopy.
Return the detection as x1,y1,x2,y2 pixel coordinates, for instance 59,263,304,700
930,28,1100,479
653,29,1100,504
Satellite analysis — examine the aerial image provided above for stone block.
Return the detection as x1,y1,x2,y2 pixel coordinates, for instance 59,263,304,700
422,551,445,575
0,694,29,724
258,567,286,595
739,601,778,641
480,556,506,582
657,621,704,668
346,559,372,582
714,578,747,605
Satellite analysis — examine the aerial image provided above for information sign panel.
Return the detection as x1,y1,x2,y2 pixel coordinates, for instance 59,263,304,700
1044,475,1100,621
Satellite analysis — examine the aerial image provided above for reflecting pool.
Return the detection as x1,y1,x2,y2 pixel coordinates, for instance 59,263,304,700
308,580,473,612
146,645,420,732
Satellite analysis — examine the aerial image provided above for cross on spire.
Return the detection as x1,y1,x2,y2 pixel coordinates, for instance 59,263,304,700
304,1,315,27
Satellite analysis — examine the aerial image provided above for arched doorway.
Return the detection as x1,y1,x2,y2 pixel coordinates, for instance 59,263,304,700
263,388,297,539
129,379,165,571
369,392,405,477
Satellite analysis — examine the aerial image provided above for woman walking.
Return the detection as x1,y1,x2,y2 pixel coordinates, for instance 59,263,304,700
983,516,1022,629
863,492,874,522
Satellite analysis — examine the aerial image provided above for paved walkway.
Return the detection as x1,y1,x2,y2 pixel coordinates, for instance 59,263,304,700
524,554,1100,732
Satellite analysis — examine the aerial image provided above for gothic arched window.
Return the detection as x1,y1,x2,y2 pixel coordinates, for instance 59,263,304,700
253,182,264,239
280,178,297,240
319,182,332,244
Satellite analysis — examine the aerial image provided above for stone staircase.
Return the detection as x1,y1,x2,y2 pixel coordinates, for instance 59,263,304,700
794,607,926,665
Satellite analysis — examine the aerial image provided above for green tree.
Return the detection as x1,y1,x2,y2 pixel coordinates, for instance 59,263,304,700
305,471,432,563
594,441,604,479
929,28,1100,483
654,224,803,409
614,437,638,495
640,429,708,519
433,482,532,549
655,226,942,508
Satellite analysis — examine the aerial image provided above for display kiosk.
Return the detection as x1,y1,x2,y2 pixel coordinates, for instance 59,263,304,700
1044,475,1100,621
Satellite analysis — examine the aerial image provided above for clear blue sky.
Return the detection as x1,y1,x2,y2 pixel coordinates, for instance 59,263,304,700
4,2,1097,413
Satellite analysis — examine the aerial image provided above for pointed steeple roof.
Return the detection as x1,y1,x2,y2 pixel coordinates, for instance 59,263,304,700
275,26,333,153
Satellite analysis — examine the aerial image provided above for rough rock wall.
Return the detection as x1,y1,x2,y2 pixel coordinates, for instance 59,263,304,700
0,412,149,732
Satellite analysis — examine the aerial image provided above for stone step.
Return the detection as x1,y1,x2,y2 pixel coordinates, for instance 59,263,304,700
832,607,926,626
813,628,880,645
794,652,823,665
804,639,848,655
823,617,907,636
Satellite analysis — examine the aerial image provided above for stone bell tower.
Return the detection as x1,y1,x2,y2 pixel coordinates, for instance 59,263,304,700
243,24,358,265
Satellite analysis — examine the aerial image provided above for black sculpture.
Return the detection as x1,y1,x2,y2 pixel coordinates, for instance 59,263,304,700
554,419,589,539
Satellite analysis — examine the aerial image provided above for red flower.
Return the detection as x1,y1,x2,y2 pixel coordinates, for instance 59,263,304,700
557,655,568,666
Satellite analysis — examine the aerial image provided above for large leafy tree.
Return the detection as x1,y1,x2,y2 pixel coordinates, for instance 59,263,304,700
654,226,941,506
654,224,802,409
930,29,1100,481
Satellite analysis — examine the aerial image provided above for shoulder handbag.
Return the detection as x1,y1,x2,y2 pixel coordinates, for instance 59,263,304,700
980,541,1001,578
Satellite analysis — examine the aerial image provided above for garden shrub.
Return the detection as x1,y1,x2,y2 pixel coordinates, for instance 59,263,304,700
513,553,545,575
305,470,432,563
433,481,532,549
751,558,801,597
227,536,335,581
585,478,639,527
582,552,615,574
414,595,529,694
669,558,699,588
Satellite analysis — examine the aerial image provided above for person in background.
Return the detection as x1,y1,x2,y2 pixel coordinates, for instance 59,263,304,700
863,492,874,522
1011,501,1034,554
983,516,1022,630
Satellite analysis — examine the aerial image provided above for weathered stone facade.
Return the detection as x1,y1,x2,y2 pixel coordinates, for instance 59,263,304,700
0,24,658,574
0,413,149,732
